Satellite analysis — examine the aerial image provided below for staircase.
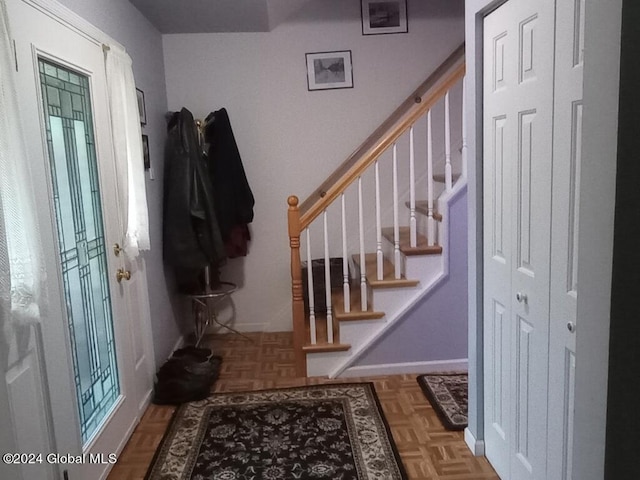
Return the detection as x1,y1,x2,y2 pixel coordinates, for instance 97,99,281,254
287,45,466,378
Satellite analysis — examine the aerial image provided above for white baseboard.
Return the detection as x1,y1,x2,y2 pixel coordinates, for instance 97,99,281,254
207,322,266,334
464,427,485,456
138,388,153,416
338,358,468,378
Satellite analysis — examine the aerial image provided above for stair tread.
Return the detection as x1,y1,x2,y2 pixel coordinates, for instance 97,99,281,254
332,289,385,321
352,253,419,288
381,226,443,256
434,173,462,183
302,342,351,353
303,314,351,353
407,201,443,222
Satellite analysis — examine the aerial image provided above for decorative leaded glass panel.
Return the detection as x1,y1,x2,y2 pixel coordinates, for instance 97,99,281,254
38,58,120,444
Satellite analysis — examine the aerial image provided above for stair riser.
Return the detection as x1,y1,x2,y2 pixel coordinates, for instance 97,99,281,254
382,238,395,275
416,214,440,244
381,234,442,280
404,254,443,283
307,318,386,376
370,286,422,317
340,318,386,346
349,261,376,299
307,350,350,377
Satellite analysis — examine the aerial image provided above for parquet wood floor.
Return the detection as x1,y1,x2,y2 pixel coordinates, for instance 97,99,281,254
106,332,498,480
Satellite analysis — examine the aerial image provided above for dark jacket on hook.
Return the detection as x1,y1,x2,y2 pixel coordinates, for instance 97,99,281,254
163,108,226,277
204,108,255,257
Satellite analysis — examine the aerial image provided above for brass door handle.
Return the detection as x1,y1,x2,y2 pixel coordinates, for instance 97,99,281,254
116,268,131,283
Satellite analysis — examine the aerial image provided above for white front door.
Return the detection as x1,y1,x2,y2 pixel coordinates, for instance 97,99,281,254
7,0,152,478
483,0,556,478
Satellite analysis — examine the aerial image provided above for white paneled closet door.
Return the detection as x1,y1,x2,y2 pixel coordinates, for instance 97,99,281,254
483,0,556,478
547,0,585,478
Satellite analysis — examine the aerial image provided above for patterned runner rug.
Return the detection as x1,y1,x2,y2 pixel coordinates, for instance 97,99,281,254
416,373,468,431
145,383,407,480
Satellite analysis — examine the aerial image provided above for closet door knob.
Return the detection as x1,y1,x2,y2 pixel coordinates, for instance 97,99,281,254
567,322,576,333
515,291,528,303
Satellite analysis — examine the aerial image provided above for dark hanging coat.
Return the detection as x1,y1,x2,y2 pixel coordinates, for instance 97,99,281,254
163,108,226,285
204,108,255,257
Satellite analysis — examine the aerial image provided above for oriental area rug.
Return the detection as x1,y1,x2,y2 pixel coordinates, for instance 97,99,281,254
417,373,468,431
145,383,407,480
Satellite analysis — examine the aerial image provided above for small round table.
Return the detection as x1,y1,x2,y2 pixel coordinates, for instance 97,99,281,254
186,281,251,346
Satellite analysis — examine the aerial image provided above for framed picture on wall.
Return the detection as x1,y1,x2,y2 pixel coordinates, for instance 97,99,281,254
361,0,408,35
306,50,353,91
142,134,150,170
136,88,147,125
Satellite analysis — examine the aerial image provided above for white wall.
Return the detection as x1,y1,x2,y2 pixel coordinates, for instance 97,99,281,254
163,0,465,333
57,0,180,365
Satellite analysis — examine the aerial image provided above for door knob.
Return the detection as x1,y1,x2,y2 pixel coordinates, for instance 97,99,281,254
116,268,131,283
515,291,528,303
567,322,576,333
113,243,123,257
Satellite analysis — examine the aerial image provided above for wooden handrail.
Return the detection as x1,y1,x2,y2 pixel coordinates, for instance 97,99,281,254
298,43,465,230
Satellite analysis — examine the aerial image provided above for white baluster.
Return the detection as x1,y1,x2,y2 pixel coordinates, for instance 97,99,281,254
427,110,436,246
462,77,468,179
323,210,333,344
358,176,367,311
305,228,316,345
409,126,417,247
375,160,383,281
444,91,452,191
341,193,350,313
392,143,401,279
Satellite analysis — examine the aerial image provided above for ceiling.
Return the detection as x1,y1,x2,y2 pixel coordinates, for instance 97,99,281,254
128,0,316,34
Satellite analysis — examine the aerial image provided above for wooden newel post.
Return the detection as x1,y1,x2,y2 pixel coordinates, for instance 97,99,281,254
288,195,307,377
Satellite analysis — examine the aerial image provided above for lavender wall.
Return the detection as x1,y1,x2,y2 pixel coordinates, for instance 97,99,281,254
57,0,180,365
355,189,468,366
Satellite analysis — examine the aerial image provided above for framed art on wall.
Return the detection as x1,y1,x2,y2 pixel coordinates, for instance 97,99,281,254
306,50,353,91
361,0,408,35
142,134,150,170
136,88,147,125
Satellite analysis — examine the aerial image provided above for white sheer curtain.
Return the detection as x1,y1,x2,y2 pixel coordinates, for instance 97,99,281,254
0,0,45,328
105,44,150,259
